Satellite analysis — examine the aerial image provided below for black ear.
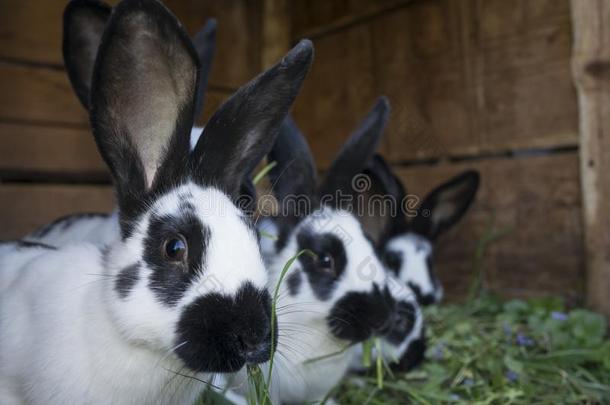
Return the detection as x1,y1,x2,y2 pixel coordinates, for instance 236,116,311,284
63,0,111,109
319,97,390,203
411,170,480,240
363,154,409,241
90,0,199,223
192,18,217,121
192,40,314,200
268,115,318,220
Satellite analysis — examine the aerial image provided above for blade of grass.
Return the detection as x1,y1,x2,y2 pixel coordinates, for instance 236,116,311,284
252,161,277,185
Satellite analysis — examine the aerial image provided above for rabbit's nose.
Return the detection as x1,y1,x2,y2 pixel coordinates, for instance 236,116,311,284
239,325,272,364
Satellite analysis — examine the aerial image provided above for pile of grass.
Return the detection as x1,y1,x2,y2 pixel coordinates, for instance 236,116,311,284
336,294,610,404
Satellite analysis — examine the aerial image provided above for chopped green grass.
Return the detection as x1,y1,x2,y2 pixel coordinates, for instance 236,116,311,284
335,294,610,404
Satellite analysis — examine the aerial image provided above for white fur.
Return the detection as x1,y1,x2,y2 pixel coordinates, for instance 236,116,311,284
0,184,267,405
386,233,443,303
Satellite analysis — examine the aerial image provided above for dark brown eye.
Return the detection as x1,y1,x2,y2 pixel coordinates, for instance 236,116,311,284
316,253,335,273
163,235,188,262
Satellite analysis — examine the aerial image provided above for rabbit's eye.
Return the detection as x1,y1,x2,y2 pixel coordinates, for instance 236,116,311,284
163,235,188,262
316,253,335,273
383,250,402,275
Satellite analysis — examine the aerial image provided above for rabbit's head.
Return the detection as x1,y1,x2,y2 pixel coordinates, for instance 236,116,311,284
260,98,397,345
89,0,312,373
365,155,480,305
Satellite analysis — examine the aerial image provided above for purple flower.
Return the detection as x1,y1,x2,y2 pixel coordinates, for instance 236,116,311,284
432,343,445,360
506,370,519,383
551,311,568,321
462,378,474,387
516,333,535,347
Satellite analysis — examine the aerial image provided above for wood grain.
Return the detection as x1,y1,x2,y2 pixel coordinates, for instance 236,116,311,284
0,123,106,176
571,0,610,320
0,61,87,125
292,0,578,164
0,184,115,240
0,0,260,89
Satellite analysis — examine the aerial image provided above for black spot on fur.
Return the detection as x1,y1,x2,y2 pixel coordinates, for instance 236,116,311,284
327,285,394,343
115,263,140,299
30,213,109,238
145,209,210,307
392,334,426,372
383,301,417,345
296,229,347,301
409,281,435,306
6,240,57,250
174,282,275,373
286,270,302,296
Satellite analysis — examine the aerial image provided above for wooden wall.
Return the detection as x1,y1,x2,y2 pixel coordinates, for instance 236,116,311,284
0,0,261,239
0,0,591,305
288,0,584,303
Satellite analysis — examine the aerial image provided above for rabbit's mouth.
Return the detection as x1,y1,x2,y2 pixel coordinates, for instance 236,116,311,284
326,284,394,343
173,281,276,373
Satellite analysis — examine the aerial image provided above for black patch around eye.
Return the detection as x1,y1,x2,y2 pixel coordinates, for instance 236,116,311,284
296,229,347,301
286,270,302,296
145,210,210,307
115,263,140,299
383,250,403,276
384,301,417,345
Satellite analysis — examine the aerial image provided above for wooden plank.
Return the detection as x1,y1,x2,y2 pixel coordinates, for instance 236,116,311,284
290,0,413,39
0,0,73,65
291,23,382,169
0,61,87,125
0,0,260,89
373,0,578,162
261,0,291,69
163,0,263,89
294,0,577,164
0,184,115,240
389,152,584,303
571,0,610,320
0,123,106,176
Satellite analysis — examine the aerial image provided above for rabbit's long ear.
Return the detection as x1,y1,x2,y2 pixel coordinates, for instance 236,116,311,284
411,171,480,240
268,116,318,219
319,97,390,202
192,40,313,200
363,154,409,240
192,18,217,120
63,0,111,109
90,0,198,217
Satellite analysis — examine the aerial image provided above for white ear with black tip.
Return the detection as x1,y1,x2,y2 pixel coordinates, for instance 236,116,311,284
191,40,314,200
411,170,480,240
319,96,391,202
63,0,111,109
267,115,318,220
90,0,199,216
192,18,217,121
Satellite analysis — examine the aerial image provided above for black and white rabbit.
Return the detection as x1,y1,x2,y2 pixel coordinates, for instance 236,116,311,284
26,0,217,247
364,154,480,305
0,1,313,404
234,99,424,403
